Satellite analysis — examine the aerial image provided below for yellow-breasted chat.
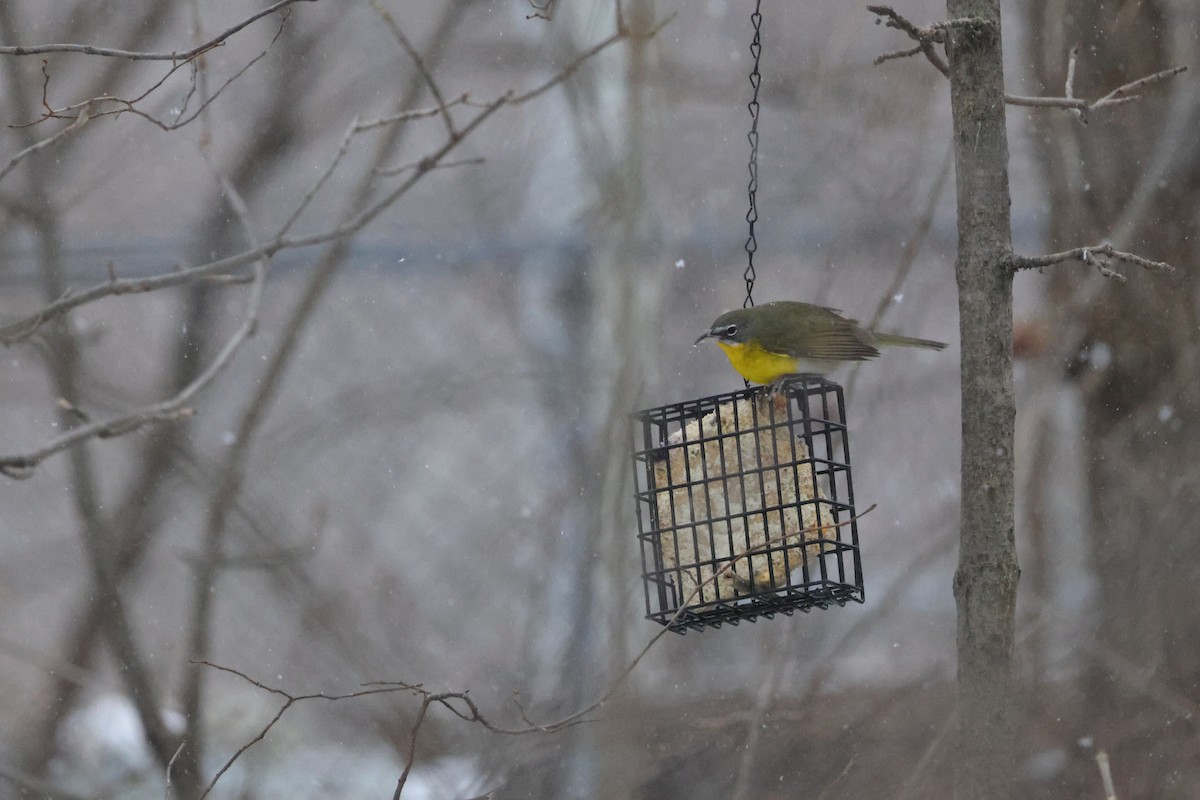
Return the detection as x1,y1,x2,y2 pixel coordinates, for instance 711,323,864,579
695,300,946,385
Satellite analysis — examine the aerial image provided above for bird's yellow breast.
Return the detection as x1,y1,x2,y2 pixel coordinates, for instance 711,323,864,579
717,340,799,385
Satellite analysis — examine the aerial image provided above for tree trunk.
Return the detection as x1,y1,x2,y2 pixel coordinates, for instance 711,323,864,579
944,2,1020,798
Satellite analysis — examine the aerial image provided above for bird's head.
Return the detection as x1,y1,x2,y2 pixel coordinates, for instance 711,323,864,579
694,308,755,346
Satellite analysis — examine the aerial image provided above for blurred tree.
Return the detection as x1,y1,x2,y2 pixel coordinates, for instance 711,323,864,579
1025,0,1200,795
0,1,650,796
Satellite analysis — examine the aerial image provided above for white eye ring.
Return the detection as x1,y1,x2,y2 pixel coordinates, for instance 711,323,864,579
723,324,738,337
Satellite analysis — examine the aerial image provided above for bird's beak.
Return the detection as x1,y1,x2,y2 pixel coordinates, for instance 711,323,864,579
694,330,713,346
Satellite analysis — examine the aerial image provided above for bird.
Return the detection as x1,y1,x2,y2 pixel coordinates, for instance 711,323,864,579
695,300,947,385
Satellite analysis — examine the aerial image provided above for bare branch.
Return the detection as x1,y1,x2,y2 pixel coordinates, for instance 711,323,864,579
278,97,469,233
1002,61,1185,118
815,753,857,800
392,697,432,800
0,259,249,346
0,100,511,351
17,13,293,133
1,14,656,349
199,697,292,800
196,506,876,798
0,6,663,477
1007,59,1186,115
375,155,484,177
194,661,431,800
867,5,950,78
0,104,89,182
1094,65,1188,107
1010,243,1175,281
370,0,458,138
873,44,922,67
0,162,270,479
177,6,517,772
1001,94,1086,110
868,6,1186,117
355,96,469,131
0,0,317,61
1065,43,1079,106
1095,751,1118,800
164,739,186,800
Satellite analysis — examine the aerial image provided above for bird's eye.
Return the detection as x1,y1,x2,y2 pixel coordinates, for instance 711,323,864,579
723,324,738,337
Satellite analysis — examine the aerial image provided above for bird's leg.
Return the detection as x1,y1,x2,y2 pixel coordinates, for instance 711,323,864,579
766,374,793,398
766,372,810,397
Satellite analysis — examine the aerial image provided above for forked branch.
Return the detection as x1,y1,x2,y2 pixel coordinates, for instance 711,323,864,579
1009,243,1175,282
0,6,672,480
197,505,875,799
868,5,1186,118
0,0,316,60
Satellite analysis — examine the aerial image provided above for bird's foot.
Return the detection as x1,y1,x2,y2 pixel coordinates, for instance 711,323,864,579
766,373,801,397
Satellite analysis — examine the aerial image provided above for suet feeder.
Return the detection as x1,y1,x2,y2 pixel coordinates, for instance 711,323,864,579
632,376,863,633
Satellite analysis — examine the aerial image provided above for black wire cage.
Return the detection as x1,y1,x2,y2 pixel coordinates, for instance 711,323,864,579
632,376,864,633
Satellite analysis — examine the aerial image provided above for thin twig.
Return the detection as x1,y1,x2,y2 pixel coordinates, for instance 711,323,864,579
198,697,293,800
0,0,316,60
18,12,293,133
194,662,471,800
1096,66,1188,107
355,96,468,131
276,118,358,237
815,753,857,800
278,98,471,233
1095,751,1118,800
1065,43,1079,101
165,739,186,800
392,698,431,800
0,104,89,182
370,0,458,138
206,150,270,339
874,44,922,67
375,155,484,177
1063,43,1084,121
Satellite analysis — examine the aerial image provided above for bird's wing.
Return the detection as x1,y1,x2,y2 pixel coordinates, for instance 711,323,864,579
764,304,880,361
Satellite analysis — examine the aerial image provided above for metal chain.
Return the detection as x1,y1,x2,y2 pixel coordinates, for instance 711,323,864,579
743,0,764,310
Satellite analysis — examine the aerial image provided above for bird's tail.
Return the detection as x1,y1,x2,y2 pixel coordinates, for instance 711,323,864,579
871,332,947,351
